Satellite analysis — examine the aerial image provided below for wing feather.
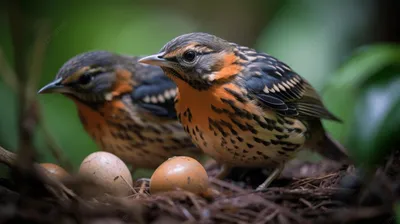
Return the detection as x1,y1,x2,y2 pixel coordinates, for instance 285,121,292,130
241,52,340,121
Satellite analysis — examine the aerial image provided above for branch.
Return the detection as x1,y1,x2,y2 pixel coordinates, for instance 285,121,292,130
6,3,71,170
0,145,17,167
0,144,75,198
8,0,36,167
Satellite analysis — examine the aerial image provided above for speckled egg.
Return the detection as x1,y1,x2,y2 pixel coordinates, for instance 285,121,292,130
79,151,133,197
150,156,209,194
40,163,70,180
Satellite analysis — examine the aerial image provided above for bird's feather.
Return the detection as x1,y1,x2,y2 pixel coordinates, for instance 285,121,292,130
240,52,340,121
131,67,178,119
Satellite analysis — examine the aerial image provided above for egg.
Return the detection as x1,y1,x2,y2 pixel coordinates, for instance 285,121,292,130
150,156,209,194
79,151,133,197
39,163,70,180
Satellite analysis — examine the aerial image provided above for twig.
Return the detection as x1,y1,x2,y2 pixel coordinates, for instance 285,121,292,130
255,194,310,224
179,205,196,222
3,9,71,170
256,209,279,224
0,145,18,167
8,0,37,168
299,198,313,208
120,175,138,195
209,177,248,193
184,191,204,219
0,144,77,204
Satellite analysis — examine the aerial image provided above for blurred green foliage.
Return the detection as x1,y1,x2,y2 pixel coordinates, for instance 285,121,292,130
323,45,400,168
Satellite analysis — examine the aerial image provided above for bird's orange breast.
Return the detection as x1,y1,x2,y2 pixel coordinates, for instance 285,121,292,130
69,96,201,168
70,98,125,143
174,80,245,130
173,79,307,167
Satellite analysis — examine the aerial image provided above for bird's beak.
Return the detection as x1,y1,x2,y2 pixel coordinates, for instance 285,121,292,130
37,78,68,94
138,52,172,68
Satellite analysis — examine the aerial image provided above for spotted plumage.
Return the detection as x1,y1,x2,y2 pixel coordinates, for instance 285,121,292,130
139,32,349,189
38,51,201,169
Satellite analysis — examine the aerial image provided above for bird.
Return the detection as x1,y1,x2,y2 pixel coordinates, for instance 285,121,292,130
139,32,350,190
38,51,202,170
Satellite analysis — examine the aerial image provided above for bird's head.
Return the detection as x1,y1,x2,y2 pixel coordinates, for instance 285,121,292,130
139,32,243,91
38,51,134,103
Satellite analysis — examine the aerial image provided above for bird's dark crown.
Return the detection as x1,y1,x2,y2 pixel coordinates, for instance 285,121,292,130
39,51,136,104
56,51,119,80
160,32,233,55
152,32,240,91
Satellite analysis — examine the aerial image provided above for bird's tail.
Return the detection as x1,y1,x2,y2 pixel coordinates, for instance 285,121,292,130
306,120,351,164
314,133,350,163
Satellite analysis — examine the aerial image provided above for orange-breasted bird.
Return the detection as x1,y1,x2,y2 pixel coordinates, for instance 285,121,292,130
38,51,201,170
139,32,349,190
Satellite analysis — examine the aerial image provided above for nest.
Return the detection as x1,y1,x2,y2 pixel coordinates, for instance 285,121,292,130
0,148,399,224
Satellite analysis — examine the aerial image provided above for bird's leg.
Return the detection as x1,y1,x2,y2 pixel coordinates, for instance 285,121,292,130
215,164,232,180
255,165,284,191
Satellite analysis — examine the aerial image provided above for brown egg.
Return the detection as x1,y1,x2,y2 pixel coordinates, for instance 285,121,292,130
39,163,70,180
150,156,209,194
79,151,133,197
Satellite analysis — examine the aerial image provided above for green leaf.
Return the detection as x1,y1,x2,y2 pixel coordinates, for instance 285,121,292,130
322,45,400,144
327,45,400,88
348,68,400,168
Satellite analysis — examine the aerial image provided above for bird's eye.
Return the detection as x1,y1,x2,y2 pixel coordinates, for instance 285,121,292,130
78,74,93,85
182,50,197,62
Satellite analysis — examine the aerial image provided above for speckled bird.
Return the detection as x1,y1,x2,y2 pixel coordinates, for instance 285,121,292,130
38,51,201,169
139,32,349,189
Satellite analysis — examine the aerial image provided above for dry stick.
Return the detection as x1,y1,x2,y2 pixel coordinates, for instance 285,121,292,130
8,0,36,165
184,191,204,220
209,177,248,193
298,198,313,209
0,145,76,199
255,193,310,224
290,173,338,188
0,146,18,167
119,175,138,194
1,18,72,170
258,209,279,224
225,211,253,222
237,209,259,218
179,205,196,222
214,213,244,224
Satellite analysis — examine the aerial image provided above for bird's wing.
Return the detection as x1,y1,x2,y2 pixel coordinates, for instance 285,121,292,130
240,52,340,121
130,63,178,119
